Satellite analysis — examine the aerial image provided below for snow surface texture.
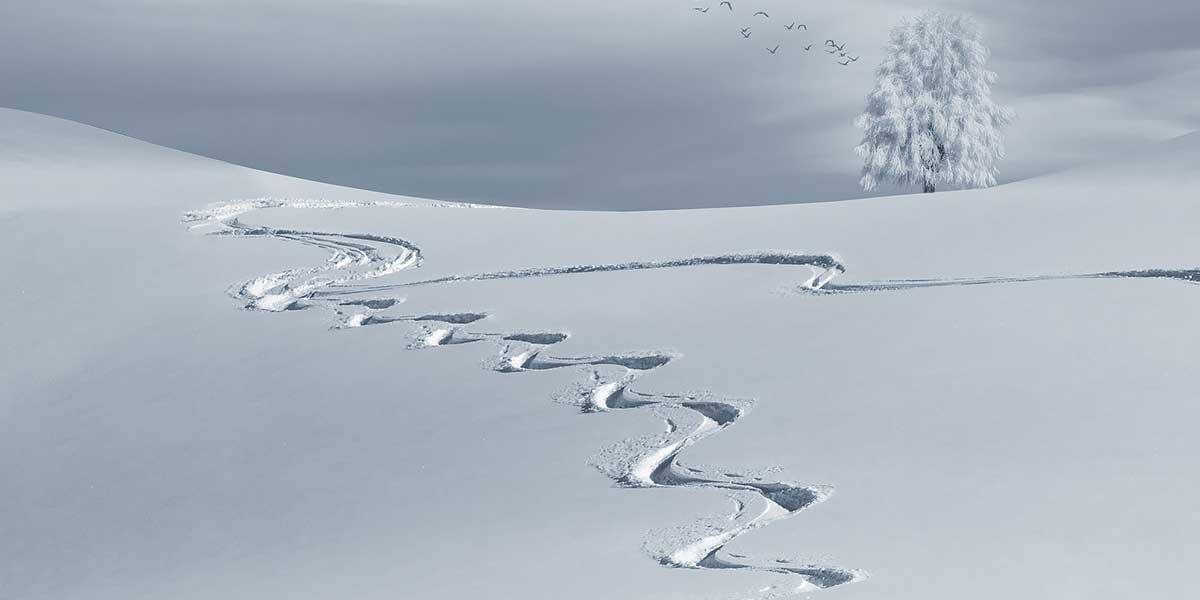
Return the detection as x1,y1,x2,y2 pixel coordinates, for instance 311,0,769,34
185,190,1200,596
6,107,1200,600
187,198,861,591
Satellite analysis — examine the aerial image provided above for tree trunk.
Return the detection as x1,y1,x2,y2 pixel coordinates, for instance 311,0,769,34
923,181,935,193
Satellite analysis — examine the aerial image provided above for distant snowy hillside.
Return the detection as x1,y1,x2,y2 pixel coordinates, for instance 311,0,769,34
3,108,1198,600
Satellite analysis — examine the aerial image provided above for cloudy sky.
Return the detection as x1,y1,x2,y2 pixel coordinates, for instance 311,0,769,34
2,0,1198,209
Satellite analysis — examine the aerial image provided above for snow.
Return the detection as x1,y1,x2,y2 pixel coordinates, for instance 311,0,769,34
422,328,453,346
4,106,1200,600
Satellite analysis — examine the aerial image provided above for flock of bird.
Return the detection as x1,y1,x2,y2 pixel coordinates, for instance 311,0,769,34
692,3,859,65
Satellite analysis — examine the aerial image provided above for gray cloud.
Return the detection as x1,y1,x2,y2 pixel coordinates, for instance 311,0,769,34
2,0,1197,209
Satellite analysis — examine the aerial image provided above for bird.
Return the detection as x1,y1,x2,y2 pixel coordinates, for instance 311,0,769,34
838,51,847,57
766,45,780,54
753,11,769,18
693,6,709,12
803,44,813,51
832,41,848,51
785,22,795,30
839,58,851,66
797,23,808,30
825,47,838,53
741,30,752,38
720,1,732,10
847,55,859,62
741,26,751,34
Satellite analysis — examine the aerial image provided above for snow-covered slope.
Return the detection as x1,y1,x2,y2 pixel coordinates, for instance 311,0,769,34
3,107,1198,600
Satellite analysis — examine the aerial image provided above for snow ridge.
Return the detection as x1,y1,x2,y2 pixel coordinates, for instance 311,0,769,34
184,199,861,596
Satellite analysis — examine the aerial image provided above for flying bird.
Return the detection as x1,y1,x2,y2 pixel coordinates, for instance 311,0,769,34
741,26,751,34
797,23,808,30
785,22,796,30
803,44,813,51
847,55,859,62
693,6,709,12
741,30,752,38
753,11,769,18
825,47,838,53
720,1,732,10
839,59,852,66
766,45,780,54
838,51,847,57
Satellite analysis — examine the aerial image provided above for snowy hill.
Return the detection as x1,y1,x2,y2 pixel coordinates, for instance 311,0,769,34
3,108,1199,600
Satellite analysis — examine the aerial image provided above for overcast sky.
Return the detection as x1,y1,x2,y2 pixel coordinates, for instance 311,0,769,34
2,0,1198,209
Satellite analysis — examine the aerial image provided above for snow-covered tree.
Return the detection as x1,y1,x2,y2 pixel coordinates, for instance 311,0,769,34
854,11,1014,193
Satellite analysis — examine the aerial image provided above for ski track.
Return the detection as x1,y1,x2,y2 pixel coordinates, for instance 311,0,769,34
815,268,1200,294
186,198,1199,596
184,198,861,596
330,252,847,296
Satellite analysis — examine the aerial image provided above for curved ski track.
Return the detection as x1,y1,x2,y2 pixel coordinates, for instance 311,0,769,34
186,198,1200,596
185,199,860,595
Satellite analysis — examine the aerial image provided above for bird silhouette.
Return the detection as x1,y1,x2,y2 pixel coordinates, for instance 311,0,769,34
847,55,859,62
682,4,843,64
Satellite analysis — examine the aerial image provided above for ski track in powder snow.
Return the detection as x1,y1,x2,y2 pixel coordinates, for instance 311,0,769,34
184,198,1200,597
184,198,859,596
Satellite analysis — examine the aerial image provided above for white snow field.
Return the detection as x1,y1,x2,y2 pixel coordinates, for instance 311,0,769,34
3,106,1199,600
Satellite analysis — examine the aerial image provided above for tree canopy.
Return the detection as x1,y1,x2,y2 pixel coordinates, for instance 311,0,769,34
855,11,1014,193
